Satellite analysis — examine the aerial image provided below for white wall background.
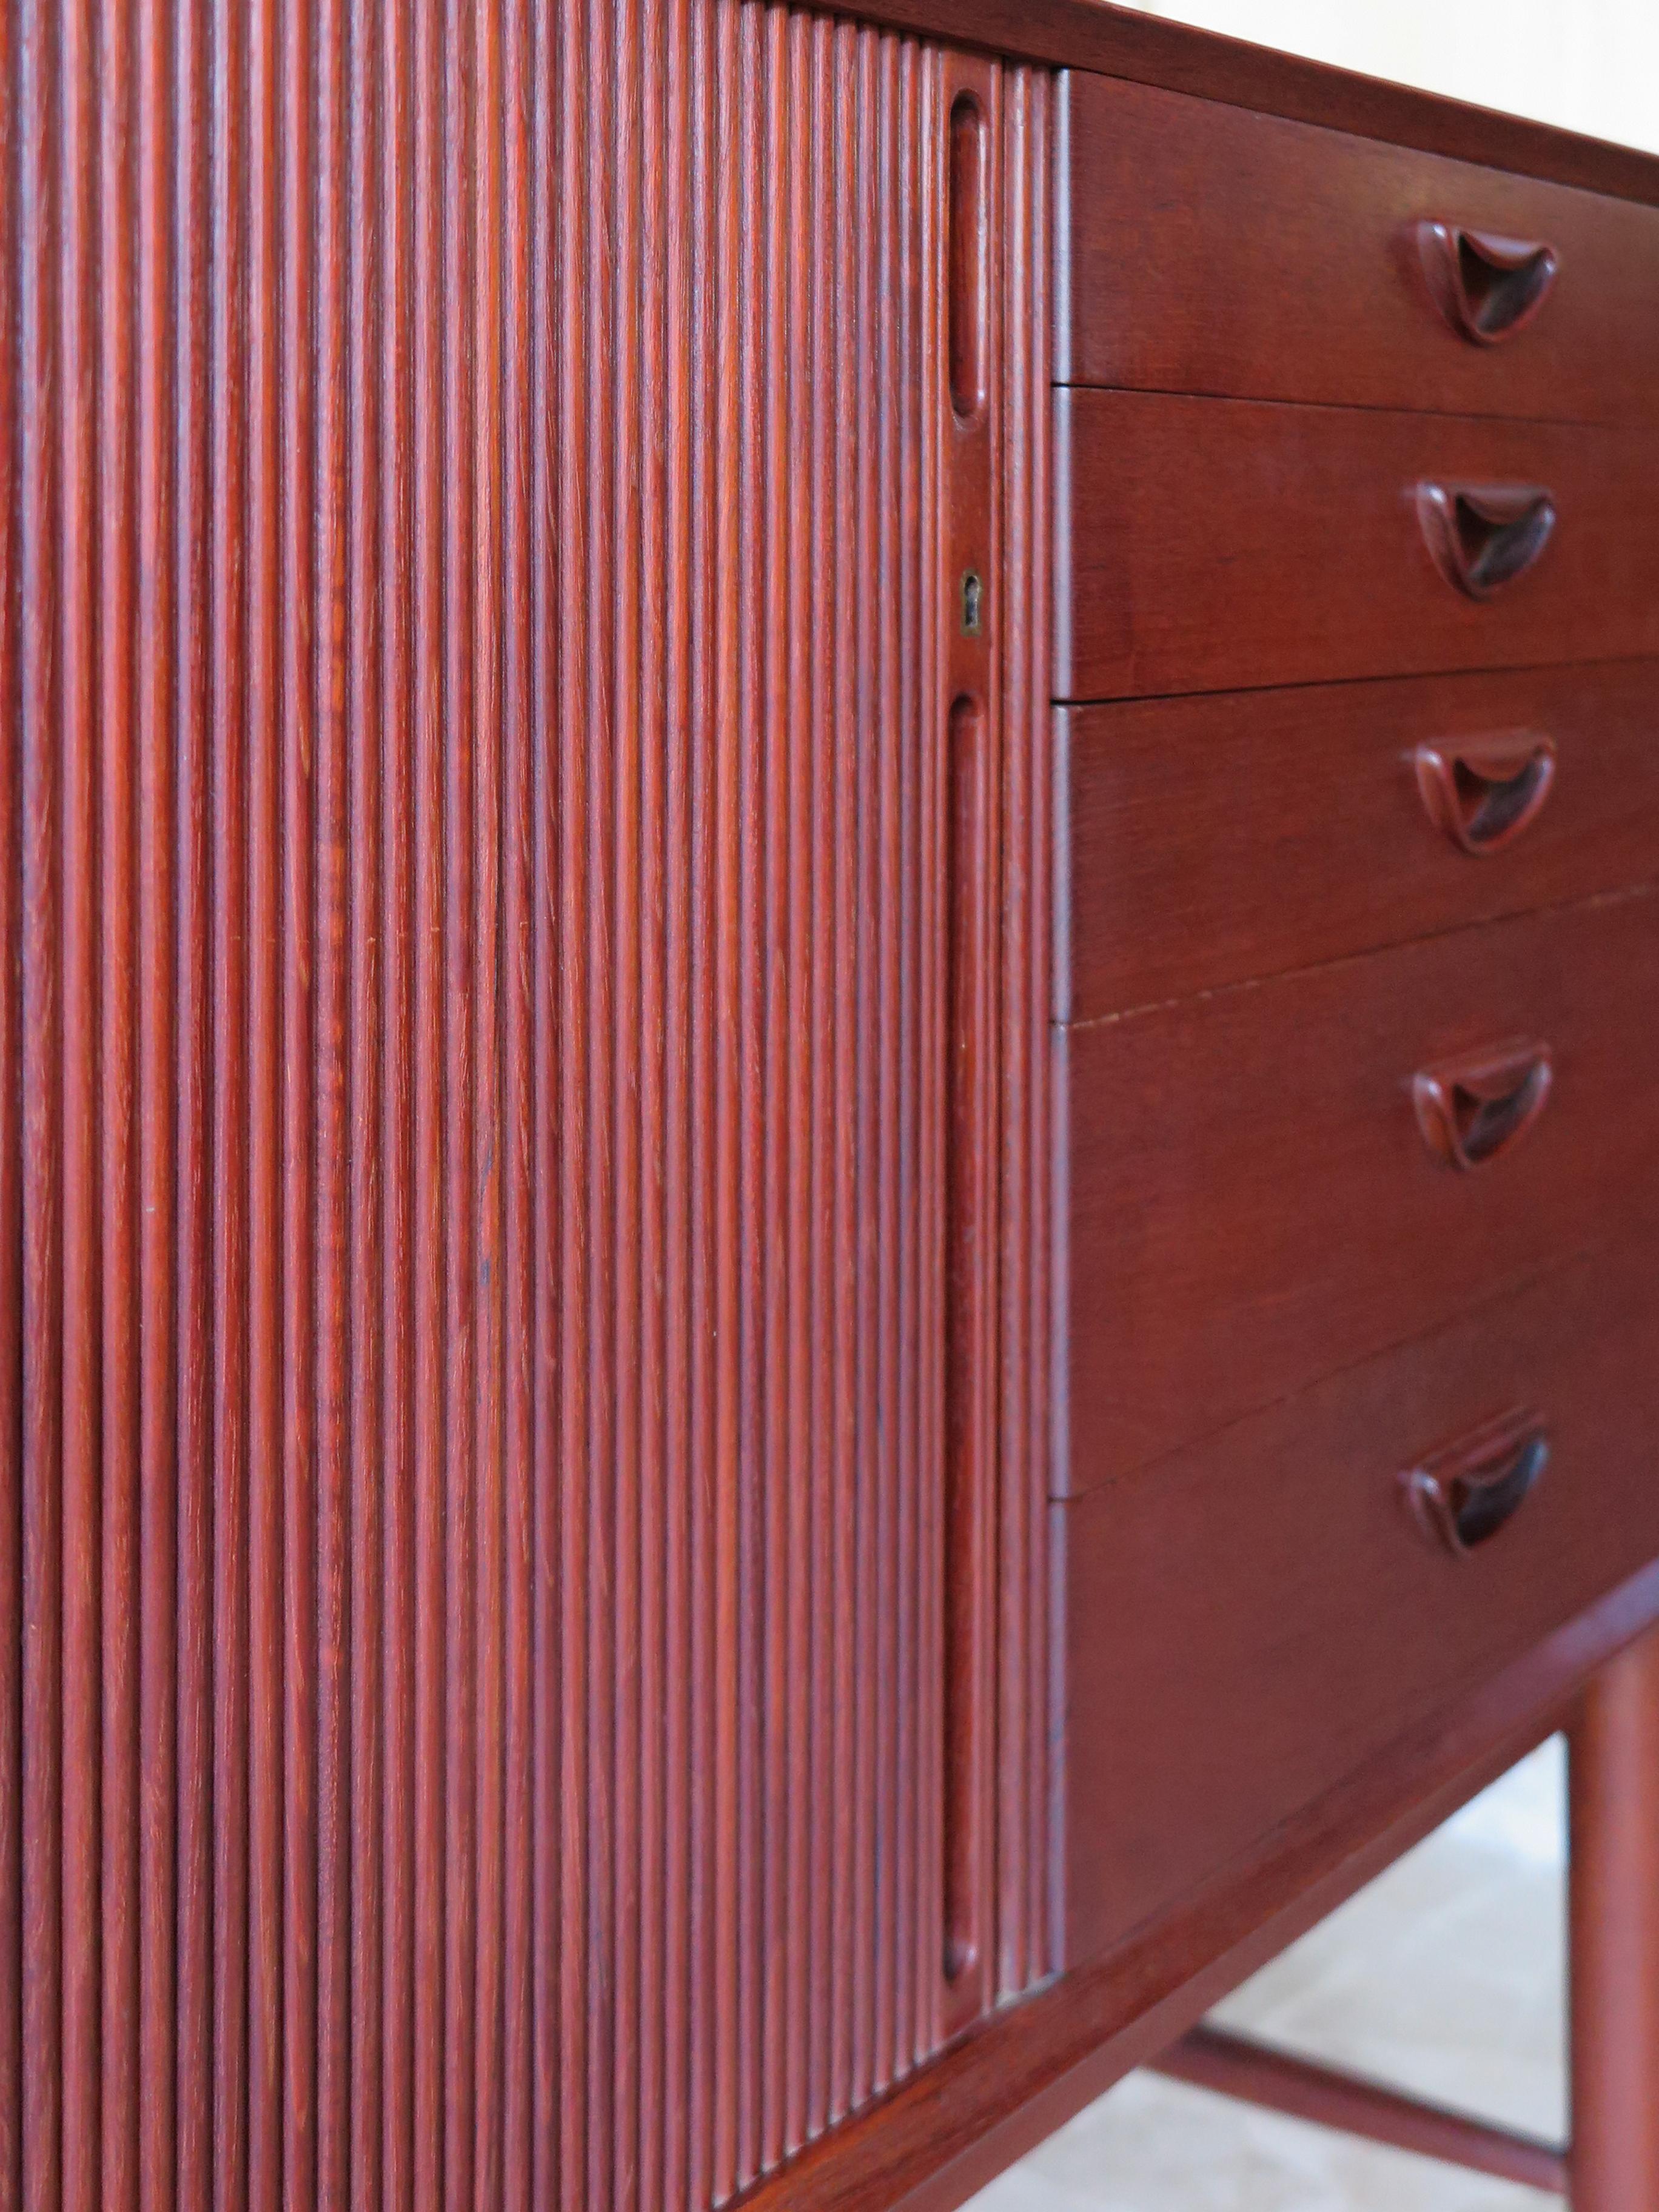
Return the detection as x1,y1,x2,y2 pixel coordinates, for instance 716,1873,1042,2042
1132,0,1659,155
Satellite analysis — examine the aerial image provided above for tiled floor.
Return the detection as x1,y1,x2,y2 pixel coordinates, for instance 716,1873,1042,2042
970,1741,1567,2212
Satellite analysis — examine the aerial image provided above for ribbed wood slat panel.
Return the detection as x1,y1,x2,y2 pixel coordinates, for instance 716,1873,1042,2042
0,4,1051,2210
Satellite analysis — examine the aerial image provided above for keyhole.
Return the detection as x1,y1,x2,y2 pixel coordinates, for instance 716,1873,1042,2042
960,570,984,637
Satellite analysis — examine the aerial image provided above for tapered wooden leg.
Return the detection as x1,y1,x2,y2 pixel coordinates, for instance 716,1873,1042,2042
1570,1623,1659,2211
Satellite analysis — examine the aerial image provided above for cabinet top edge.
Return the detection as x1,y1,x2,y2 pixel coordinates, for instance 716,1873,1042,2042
845,0,1659,208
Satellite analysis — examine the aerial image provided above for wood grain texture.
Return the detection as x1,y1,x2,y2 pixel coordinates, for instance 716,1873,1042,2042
1064,888,1659,1490
726,1555,1659,2212
842,4,1659,209
1064,1233,1659,1964
1057,72,1659,422
990,56,1054,2014
1053,389,1659,702
0,5,1053,2208
1059,661,1659,1023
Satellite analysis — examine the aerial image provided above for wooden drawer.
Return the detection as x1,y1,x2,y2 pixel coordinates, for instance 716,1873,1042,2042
1054,389,1659,700
1064,889,1659,1489
1061,662,1659,1022
1062,1235,1659,1966
1059,73,1659,426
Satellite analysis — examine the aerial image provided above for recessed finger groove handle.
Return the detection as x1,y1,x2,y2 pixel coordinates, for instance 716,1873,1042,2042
1404,1407,1550,1556
1412,1039,1552,1170
1413,732,1557,855
1418,481,1556,599
1416,221,1560,344
948,92,988,422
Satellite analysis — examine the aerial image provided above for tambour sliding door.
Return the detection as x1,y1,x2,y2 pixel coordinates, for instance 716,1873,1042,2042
0,3,1053,2208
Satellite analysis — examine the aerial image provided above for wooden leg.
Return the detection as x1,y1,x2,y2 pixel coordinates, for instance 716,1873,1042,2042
1570,1623,1659,2211
1153,1649,1659,2206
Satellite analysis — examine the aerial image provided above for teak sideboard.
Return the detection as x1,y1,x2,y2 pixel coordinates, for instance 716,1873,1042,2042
4,0,1659,2207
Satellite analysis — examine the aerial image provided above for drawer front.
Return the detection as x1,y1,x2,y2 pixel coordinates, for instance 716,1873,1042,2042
1059,73,1659,426
1064,890,1659,1489
1061,662,1659,1022
1063,1236,1659,1966
1054,389,1659,700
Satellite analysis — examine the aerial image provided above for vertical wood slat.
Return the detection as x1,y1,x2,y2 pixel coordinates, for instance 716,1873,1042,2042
246,0,285,2199
99,0,141,2200
0,2,23,2210
411,4,447,2209
0,6,1051,2210
173,0,214,2204
59,0,99,2202
500,7,536,2212
997,58,1055,2003
19,12,64,2212
380,3,418,2207
346,4,386,2209
314,0,352,2192
210,3,251,2207
279,0,318,2199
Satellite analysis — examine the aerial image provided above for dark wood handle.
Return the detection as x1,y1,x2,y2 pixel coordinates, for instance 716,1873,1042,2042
948,90,988,421
1413,732,1557,855
1404,1407,1550,1556
1417,481,1555,599
1412,1039,1553,1170
1416,220,1560,344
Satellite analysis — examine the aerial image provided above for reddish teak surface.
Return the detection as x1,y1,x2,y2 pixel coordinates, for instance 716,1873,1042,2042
6,0,1659,2208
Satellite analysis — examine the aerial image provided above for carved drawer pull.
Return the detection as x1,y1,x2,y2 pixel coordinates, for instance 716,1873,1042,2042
1417,481,1556,599
1412,1039,1553,1170
1413,732,1557,854
1404,1407,1550,1556
1416,221,1560,345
